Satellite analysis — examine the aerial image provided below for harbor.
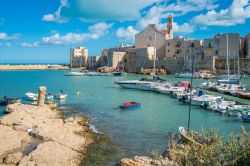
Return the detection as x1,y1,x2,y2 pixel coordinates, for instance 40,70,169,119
0,70,250,165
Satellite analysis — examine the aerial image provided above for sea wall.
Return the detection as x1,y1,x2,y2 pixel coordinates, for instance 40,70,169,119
0,103,93,165
0,65,69,70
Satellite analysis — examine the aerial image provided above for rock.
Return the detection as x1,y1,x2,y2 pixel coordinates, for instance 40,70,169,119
37,86,46,106
19,141,81,166
120,158,143,166
0,103,92,166
0,125,31,156
4,152,23,165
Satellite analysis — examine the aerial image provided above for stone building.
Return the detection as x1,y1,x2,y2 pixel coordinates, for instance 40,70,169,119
70,47,88,68
101,45,133,68
246,33,250,58
218,33,240,59
135,15,173,60
123,47,155,73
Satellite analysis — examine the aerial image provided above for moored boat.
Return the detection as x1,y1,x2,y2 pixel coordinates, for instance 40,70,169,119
119,102,140,109
242,114,250,123
56,93,67,99
25,92,38,101
179,126,208,146
236,91,250,99
45,94,54,100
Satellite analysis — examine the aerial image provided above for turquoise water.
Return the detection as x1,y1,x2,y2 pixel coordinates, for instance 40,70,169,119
0,70,250,163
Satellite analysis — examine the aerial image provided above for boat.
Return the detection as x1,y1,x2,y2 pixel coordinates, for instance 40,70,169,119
56,93,67,99
179,126,208,146
25,92,38,101
45,94,54,100
175,72,199,79
0,97,21,106
112,72,126,76
64,71,85,76
236,91,250,99
119,102,140,109
242,114,250,123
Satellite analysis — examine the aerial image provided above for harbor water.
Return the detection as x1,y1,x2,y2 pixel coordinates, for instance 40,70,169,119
0,70,250,164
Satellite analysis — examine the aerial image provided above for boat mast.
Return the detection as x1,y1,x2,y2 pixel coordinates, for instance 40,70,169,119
226,34,230,80
188,44,195,130
153,32,156,77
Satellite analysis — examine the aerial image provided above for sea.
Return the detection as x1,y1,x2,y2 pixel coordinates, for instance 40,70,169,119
0,70,249,165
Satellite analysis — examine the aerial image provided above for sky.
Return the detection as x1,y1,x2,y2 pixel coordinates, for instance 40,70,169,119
0,0,250,64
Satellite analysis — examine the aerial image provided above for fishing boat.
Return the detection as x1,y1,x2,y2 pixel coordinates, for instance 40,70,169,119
45,94,54,100
242,114,250,123
119,102,140,109
56,93,67,99
25,92,38,101
179,127,208,146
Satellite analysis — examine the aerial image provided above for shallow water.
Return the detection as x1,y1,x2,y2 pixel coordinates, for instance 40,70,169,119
0,70,249,164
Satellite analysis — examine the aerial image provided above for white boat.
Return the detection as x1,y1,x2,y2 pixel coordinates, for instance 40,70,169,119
45,94,54,100
56,93,67,99
25,92,38,101
179,126,208,146
190,95,223,106
64,71,85,76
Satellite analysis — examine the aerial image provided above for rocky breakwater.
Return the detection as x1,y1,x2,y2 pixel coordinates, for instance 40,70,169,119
0,103,92,165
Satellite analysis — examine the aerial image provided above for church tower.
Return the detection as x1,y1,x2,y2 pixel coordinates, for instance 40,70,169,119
167,15,173,39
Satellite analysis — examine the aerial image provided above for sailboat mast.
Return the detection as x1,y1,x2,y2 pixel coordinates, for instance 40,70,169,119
238,51,240,79
226,34,230,80
188,45,195,130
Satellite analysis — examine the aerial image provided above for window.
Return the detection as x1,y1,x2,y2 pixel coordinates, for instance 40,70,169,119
168,49,170,53
168,43,170,46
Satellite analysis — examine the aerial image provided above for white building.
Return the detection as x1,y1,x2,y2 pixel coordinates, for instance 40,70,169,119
135,15,173,60
70,47,88,68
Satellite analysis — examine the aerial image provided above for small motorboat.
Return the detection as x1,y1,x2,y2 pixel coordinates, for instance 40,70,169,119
64,71,85,76
56,93,67,99
179,126,208,146
119,102,140,109
25,92,38,101
45,94,54,100
242,114,250,122
0,97,21,106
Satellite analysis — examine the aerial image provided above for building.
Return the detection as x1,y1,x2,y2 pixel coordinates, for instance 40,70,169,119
101,45,133,69
218,33,240,59
123,47,155,73
70,47,88,68
87,56,100,69
135,15,173,60
246,33,250,58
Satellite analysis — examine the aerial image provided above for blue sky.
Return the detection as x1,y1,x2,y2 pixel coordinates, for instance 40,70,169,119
0,0,250,63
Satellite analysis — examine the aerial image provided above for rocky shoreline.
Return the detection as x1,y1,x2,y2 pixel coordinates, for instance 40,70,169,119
0,103,93,165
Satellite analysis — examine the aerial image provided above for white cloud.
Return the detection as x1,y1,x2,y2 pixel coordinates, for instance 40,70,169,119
42,0,158,23
5,43,11,47
193,0,250,26
163,0,219,15
42,22,113,45
0,32,20,40
173,22,195,33
21,42,39,47
116,26,139,40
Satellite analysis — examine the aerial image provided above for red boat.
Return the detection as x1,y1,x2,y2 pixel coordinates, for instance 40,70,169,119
119,102,140,109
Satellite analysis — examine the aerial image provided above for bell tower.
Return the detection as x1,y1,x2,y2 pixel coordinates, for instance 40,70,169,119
167,14,173,39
